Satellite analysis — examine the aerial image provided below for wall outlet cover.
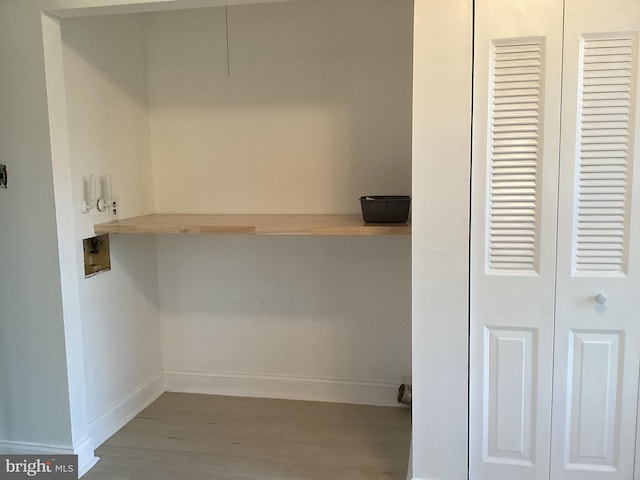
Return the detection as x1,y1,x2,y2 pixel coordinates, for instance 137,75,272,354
110,196,118,217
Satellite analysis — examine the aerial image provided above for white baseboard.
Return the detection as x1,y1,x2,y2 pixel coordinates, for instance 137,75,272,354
0,440,74,455
164,370,402,407
88,371,164,449
73,436,99,478
0,438,97,478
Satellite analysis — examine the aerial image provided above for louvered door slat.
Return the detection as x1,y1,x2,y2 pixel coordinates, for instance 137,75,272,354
573,33,638,275
487,39,544,273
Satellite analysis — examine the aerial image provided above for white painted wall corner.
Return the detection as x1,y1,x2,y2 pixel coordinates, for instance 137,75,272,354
88,371,164,449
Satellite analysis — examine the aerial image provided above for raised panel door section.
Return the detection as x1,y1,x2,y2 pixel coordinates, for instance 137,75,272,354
484,327,538,465
551,1,640,479
469,1,563,479
565,331,624,471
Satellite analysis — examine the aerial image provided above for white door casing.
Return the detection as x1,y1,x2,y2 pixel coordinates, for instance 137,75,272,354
550,1,640,479
469,1,564,479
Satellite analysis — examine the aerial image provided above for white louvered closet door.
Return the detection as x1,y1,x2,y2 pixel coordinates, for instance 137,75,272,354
550,1,640,479
469,1,564,479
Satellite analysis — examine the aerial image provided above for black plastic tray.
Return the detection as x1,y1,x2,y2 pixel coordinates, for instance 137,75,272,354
359,195,411,223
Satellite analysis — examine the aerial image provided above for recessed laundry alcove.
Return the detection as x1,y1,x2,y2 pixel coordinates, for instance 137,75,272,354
47,0,413,464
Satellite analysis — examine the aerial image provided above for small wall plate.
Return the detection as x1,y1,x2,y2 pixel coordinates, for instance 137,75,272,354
0,164,7,188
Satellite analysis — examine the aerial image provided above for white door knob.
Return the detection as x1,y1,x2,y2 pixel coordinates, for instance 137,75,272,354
595,293,608,305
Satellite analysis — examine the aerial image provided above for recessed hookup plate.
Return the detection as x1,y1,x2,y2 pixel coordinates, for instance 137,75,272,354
0,164,6,188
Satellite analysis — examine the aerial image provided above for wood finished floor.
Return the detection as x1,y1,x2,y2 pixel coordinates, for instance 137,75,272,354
83,393,411,480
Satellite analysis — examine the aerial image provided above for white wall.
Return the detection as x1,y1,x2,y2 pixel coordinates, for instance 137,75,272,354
158,235,411,405
145,0,414,405
0,2,168,465
144,0,413,213
60,14,163,447
412,0,472,479
0,1,73,450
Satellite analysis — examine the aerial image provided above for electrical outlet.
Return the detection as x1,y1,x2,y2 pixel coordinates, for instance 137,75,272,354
110,197,118,217
0,164,7,188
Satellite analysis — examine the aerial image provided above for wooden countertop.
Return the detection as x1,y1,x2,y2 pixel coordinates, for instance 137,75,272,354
94,214,411,236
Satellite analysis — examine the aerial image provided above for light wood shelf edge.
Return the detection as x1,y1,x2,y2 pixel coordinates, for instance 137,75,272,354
94,214,411,236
